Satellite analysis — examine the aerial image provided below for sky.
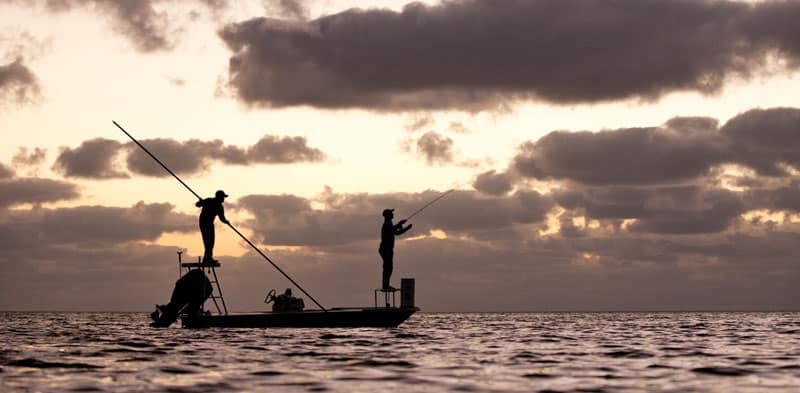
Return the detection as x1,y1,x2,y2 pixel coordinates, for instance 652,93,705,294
0,0,798,312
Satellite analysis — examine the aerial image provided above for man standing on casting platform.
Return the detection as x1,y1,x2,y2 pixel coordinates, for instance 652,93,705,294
196,190,230,264
379,208,412,290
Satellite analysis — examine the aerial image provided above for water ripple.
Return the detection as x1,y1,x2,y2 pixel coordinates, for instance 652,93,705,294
1,312,799,392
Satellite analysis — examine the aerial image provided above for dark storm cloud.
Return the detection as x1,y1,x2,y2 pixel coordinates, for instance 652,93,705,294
512,108,800,186
0,57,40,105
53,138,127,179
53,135,324,178
0,177,79,207
218,0,800,111
236,189,554,247
472,170,513,196
554,185,746,234
415,131,454,165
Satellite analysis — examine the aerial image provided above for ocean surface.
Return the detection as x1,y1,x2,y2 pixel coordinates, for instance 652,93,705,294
1,312,798,392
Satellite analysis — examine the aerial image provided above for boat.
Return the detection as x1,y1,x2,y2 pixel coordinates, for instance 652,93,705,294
181,307,418,328
112,121,420,330
150,252,419,329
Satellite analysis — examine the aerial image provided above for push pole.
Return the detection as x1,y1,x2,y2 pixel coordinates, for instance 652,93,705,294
113,121,201,201
112,120,327,312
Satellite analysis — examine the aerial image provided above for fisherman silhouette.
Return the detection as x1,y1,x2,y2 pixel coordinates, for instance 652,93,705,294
379,209,412,291
196,190,230,264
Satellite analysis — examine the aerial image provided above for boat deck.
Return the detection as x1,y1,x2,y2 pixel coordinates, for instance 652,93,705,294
181,306,419,328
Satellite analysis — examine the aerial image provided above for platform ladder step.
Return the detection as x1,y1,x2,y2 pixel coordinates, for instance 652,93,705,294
374,287,398,308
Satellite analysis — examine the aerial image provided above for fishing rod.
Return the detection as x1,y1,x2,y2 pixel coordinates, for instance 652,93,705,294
112,120,327,312
402,188,455,221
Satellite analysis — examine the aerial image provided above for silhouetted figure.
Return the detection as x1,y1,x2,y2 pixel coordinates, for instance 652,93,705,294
196,190,230,263
379,208,412,290
267,288,305,313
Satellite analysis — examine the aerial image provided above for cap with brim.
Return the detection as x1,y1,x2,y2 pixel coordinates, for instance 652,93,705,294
216,190,229,198
382,208,394,216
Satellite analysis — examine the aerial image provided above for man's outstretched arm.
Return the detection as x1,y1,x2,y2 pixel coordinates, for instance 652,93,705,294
394,220,412,235
218,205,230,224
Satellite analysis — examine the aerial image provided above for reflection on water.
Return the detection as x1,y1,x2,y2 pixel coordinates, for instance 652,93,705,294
1,312,799,392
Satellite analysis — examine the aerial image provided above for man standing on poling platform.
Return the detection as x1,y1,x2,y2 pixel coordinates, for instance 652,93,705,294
196,190,230,264
379,208,412,291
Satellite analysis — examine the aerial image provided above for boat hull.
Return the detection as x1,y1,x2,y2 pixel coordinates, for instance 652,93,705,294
181,307,419,328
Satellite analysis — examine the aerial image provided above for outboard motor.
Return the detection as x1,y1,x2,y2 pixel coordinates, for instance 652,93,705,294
150,269,213,327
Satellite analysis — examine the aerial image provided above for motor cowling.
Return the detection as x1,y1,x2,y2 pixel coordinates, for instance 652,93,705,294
150,269,212,327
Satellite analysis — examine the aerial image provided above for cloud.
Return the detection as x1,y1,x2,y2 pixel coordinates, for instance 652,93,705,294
53,135,325,179
126,135,325,176
513,118,727,185
415,131,454,165
236,188,555,247
11,147,47,168
744,181,800,214
720,107,800,176
0,57,40,106
90,0,174,52
0,201,194,251
448,121,471,134
0,177,79,208
6,0,231,53
555,185,746,234
53,138,128,179
0,187,797,311
263,0,308,20
168,77,185,87
218,0,800,111
513,108,800,186
0,200,198,311
0,163,13,179
245,135,326,164
473,170,513,196
3,222,796,311
403,114,434,132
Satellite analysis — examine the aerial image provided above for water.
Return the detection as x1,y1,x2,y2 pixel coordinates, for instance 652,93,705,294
1,312,799,392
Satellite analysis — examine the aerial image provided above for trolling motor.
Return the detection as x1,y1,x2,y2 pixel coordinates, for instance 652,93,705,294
150,269,213,327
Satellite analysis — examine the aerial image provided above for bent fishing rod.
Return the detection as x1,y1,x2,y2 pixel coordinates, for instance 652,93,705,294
402,188,455,222
112,120,327,312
